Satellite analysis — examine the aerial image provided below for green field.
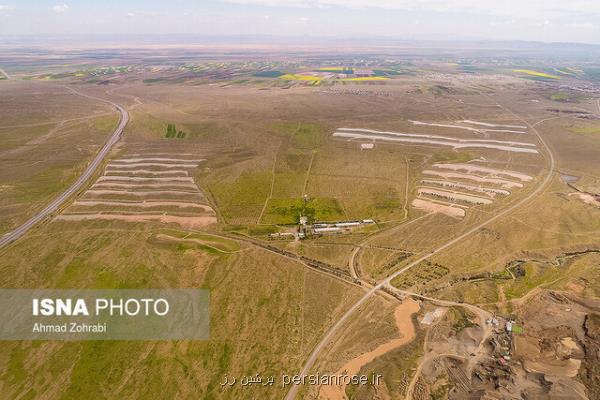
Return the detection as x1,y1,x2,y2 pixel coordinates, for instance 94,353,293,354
262,197,345,224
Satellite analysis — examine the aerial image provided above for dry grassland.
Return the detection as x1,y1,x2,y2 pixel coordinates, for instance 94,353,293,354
2,73,600,399
0,222,364,399
0,82,118,233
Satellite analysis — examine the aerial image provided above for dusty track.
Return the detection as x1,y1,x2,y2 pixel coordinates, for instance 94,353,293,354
256,152,278,224
319,299,420,400
348,213,434,279
0,87,128,249
285,102,556,400
392,287,492,400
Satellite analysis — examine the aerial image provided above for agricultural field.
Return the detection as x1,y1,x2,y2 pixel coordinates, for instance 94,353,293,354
513,69,560,80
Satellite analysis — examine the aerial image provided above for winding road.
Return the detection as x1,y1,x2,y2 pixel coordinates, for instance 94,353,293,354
389,286,493,400
348,213,435,279
284,101,556,400
0,87,128,249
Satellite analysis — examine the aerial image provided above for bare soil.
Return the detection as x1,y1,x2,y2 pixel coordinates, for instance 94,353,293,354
411,198,466,218
319,298,420,400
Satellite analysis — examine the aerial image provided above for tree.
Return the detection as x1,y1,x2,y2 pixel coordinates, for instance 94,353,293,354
166,123,176,138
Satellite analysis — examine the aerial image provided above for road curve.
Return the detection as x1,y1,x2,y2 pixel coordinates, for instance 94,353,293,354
284,103,556,400
348,213,434,279
390,286,493,400
0,87,128,249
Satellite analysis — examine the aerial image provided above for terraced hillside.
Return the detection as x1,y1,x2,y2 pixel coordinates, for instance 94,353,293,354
413,162,534,218
56,153,217,228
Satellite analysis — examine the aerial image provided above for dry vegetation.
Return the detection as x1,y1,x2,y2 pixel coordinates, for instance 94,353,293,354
0,82,118,234
0,221,364,399
1,55,600,399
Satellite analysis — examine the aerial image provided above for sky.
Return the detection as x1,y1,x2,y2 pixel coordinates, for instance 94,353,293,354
1,0,600,44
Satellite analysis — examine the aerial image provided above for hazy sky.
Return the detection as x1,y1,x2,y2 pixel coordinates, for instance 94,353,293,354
1,0,600,43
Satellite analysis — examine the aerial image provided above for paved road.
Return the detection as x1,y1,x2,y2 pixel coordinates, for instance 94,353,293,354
0,87,128,249
284,103,556,400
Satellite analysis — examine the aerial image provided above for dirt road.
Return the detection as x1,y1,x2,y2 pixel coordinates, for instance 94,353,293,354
348,213,434,279
390,287,492,399
284,103,556,400
319,299,420,400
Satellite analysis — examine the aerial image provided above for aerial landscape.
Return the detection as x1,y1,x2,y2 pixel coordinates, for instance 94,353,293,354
1,1,600,399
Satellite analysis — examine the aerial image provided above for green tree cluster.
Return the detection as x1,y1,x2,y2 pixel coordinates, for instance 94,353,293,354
165,123,186,139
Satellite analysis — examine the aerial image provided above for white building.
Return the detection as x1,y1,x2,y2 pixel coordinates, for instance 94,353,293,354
313,227,342,234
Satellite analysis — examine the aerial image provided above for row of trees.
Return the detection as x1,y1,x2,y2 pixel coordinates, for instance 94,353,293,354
165,123,186,138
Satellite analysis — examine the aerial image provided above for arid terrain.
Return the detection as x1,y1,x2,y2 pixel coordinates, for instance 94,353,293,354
1,43,599,400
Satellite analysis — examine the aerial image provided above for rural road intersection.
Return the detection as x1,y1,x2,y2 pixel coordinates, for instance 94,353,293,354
284,101,556,400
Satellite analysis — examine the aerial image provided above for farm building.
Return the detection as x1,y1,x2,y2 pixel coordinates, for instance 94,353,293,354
313,227,342,234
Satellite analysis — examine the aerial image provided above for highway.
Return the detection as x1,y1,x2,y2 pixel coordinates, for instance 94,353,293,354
0,87,128,249
284,102,556,400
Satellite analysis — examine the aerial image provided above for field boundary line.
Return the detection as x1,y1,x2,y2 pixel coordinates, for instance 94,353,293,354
257,152,278,224
302,150,317,196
